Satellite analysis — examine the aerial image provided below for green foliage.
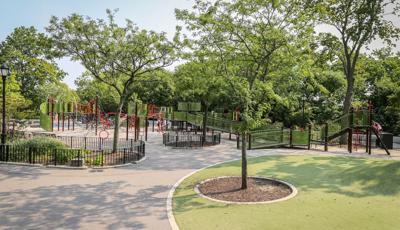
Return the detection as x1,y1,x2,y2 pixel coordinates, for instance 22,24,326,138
315,0,400,113
0,26,65,113
75,73,119,112
14,137,67,150
48,9,176,151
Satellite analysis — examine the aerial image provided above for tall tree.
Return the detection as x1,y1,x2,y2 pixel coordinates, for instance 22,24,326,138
48,10,176,151
0,26,65,112
316,0,400,113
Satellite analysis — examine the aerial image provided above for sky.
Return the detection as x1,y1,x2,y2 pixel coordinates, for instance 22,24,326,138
0,0,194,89
1,0,399,90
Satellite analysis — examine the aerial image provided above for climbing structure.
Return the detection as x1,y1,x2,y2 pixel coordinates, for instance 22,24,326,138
310,102,390,155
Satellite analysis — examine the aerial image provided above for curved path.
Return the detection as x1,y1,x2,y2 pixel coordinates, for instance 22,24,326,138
1,132,395,229
0,132,298,230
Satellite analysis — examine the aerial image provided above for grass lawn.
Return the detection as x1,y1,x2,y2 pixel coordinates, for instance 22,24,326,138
173,155,400,230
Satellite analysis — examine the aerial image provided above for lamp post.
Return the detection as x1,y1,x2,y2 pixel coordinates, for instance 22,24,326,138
1,63,10,144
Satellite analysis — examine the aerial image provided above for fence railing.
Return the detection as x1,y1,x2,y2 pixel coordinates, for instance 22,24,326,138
9,133,140,151
237,128,311,150
162,131,221,148
0,141,145,167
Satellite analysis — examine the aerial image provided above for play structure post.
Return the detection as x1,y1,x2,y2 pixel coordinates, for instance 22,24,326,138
126,115,129,140
145,116,148,141
72,102,75,131
307,124,311,150
324,122,328,151
134,103,138,141
95,97,98,135
51,98,54,132
348,107,354,153
67,102,70,130
152,116,155,132
62,101,65,131
57,101,60,131
368,103,373,154
137,117,140,140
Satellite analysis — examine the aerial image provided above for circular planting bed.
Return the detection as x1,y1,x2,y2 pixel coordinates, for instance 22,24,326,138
195,176,296,204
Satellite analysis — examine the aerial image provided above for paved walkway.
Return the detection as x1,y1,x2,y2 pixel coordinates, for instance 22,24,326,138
0,132,397,230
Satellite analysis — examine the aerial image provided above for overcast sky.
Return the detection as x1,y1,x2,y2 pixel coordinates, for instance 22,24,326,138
1,0,399,89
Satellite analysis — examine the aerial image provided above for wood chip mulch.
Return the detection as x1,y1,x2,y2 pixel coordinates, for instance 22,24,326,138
198,176,292,202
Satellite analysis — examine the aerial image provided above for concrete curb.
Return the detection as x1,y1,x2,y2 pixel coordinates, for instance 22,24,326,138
0,156,147,170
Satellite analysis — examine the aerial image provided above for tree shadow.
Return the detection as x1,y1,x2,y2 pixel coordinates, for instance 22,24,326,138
0,181,171,229
253,155,400,197
0,164,49,182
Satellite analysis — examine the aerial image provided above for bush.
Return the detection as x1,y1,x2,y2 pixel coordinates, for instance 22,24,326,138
14,137,67,150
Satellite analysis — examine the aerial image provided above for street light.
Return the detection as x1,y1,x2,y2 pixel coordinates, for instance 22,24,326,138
1,63,10,144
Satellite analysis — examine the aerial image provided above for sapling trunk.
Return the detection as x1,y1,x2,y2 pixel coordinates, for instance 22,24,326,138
241,131,247,189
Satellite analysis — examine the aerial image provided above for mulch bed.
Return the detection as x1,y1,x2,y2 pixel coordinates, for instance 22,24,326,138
197,176,292,203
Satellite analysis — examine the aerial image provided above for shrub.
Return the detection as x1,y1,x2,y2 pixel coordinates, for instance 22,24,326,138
14,137,67,150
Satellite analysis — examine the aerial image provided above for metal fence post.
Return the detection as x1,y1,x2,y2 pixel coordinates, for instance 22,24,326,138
6,145,9,162
29,147,32,164
123,149,126,164
54,149,57,166
289,128,293,148
101,150,104,166
78,149,81,167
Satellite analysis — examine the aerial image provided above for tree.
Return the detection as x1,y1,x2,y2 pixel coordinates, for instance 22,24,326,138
0,74,32,120
316,0,400,114
176,0,312,189
133,69,176,106
47,10,176,151
75,73,120,113
174,59,233,140
0,26,65,113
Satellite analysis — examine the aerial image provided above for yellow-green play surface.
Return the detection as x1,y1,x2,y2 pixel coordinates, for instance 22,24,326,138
172,155,400,230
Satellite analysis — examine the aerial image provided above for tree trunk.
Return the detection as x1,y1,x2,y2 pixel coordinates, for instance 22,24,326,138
343,73,354,114
340,71,354,144
241,130,247,189
112,99,125,152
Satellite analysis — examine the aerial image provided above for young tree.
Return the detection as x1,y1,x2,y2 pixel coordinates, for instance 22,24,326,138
48,10,175,151
316,0,400,113
176,0,312,189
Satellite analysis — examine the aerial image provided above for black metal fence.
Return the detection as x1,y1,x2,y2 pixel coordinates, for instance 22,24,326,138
0,141,145,167
54,136,138,150
8,133,140,151
162,131,221,148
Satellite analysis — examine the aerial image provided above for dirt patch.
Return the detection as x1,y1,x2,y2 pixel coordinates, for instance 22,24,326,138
197,176,293,203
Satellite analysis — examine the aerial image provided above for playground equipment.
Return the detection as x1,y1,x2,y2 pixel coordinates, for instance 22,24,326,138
40,97,156,141
162,102,391,155
310,102,390,155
